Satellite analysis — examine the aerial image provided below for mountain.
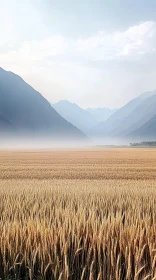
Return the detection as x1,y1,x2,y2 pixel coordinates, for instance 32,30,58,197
86,107,118,123
0,113,15,134
116,92,156,137
91,90,156,138
52,100,96,133
128,114,156,140
0,67,86,140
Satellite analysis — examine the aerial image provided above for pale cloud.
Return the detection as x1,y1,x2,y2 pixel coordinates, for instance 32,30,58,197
76,21,156,59
1,21,156,66
117,21,156,56
0,36,69,65
1,21,156,107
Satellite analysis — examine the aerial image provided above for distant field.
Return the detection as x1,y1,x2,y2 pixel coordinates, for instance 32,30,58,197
0,149,156,279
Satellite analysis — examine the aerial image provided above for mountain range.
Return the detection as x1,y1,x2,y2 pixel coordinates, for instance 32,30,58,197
52,92,156,142
52,100,116,134
1,66,156,143
86,107,118,123
0,67,86,140
52,100,96,134
129,114,156,140
90,90,156,140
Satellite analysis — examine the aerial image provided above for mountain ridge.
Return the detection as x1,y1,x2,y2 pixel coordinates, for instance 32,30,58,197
52,100,117,134
128,114,156,140
86,107,118,123
52,100,97,134
90,90,156,138
0,67,86,140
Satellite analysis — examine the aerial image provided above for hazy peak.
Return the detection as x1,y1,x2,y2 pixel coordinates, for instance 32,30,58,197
139,89,156,99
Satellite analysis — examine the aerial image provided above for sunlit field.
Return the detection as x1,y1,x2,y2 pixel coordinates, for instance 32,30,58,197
0,149,156,280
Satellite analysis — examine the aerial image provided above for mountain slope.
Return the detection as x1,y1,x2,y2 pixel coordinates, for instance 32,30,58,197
91,90,156,137
116,92,156,137
0,67,86,139
128,114,156,140
86,107,118,123
52,100,96,133
0,113,15,134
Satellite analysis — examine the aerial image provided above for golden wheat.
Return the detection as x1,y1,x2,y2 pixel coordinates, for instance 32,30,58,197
0,148,155,279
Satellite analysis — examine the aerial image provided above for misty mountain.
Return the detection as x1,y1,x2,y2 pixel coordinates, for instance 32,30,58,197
86,107,118,123
52,100,96,133
116,91,156,137
0,67,86,140
0,113,15,134
91,90,156,138
128,114,156,140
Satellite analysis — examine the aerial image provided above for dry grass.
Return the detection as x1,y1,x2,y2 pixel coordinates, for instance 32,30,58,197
0,148,156,279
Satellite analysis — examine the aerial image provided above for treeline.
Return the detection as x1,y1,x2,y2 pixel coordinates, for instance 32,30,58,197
130,141,156,146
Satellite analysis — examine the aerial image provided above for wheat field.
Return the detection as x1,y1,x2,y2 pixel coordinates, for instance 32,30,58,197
0,148,156,280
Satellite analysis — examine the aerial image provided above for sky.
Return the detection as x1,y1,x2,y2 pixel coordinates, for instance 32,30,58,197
1,0,156,108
